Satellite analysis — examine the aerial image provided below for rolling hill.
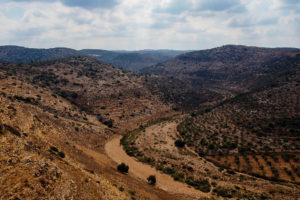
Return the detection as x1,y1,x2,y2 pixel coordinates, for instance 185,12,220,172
80,49,188,71
142,45,300,93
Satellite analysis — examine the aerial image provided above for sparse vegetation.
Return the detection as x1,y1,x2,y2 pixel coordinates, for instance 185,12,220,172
117,163,129,173
147,175,156,185
174,139,185,148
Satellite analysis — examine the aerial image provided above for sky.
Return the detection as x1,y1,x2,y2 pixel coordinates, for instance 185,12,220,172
0,0,299,50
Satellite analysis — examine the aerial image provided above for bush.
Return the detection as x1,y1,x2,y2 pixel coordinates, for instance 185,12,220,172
58,151,65,158
50,146,58,152
147,175,156,185
185,177,211,193
103,119,114,128
175,139,185,148
4,124,21,137
117,163,129,173
213,186,234,198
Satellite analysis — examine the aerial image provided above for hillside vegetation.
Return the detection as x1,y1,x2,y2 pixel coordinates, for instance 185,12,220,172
177,53,300,182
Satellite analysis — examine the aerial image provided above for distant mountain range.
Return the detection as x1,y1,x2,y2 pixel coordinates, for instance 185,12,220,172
80,49,188,71
0,45,188,71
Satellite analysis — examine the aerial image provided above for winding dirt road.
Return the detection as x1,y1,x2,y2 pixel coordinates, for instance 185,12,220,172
105,135,207,199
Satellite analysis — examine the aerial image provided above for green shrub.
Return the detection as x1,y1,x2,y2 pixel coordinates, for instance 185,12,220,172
50,146,58,152
103,119,114,128
117,163,129,173
174,139,185,148
213,186,234,198
58,151,65,158
147,175,156,185
185,177,211,193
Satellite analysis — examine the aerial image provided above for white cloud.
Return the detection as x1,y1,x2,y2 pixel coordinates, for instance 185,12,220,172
0,0,299,49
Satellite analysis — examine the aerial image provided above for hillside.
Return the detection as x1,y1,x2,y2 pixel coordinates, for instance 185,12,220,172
0,46,82,63
0,46,187,72
116,51,300,199
1,46,300,199
0,57,195,199
142,45,300,93
177,53,300,182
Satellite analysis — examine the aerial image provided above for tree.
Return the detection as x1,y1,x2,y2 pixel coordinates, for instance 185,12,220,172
147,175,156,185
174,139,185,148
117,163,129,173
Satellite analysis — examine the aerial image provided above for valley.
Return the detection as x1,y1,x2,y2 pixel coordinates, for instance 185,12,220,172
0,45,299,200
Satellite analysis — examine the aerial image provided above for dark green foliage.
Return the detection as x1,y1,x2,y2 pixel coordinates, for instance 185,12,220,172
174,139,185,148
14,95,37,104
103,119,114,128
281,154,297,162
58,151,65,158
271,167,279,179
163,167,175,175
117,163,129,173
50,146,58,152
0,123,3,134
49,146,65,158
147,175,156,185
213,186,234,198
185,177,211,193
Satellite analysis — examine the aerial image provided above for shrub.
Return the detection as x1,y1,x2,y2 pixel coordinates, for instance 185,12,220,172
4,124,21,137
103,119,114,128
117,163,129,173
58,151,65,158
185,177,211,193
213,186,234,198
147,175,156,185
175,139,185,148
50,146,58,152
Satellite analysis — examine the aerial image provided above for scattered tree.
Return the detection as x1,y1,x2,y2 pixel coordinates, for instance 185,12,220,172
147,175,156,185
117,163,129,173
175,139,185,148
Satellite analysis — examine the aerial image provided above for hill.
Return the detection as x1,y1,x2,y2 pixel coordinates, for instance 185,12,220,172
0,46,187,72
177,53,300,182
0,46,82,63
0,56,195,199
142,45,300,93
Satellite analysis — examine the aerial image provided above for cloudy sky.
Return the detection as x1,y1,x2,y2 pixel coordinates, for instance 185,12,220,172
0,0,299,50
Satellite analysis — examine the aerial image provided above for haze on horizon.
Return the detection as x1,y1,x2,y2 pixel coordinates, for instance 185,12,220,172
0,0,299,50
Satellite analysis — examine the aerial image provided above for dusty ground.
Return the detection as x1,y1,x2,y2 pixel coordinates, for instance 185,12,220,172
105,135,208,200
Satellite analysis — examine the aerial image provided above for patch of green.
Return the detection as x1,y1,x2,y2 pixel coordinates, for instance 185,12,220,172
185,177,211,193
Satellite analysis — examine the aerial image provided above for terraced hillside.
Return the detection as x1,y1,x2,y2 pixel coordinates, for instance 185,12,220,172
177,54,300,182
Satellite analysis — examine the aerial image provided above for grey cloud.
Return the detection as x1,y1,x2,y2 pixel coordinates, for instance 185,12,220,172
155,0,190,14
197,0,241,12
281,0,300,4
61,0,118,9
228,17,278,28
228,18,252,28
13,0,118,9
155,0,246,15
258,18,278,26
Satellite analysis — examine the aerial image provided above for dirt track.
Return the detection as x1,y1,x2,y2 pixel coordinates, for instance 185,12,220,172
105,135,207,199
